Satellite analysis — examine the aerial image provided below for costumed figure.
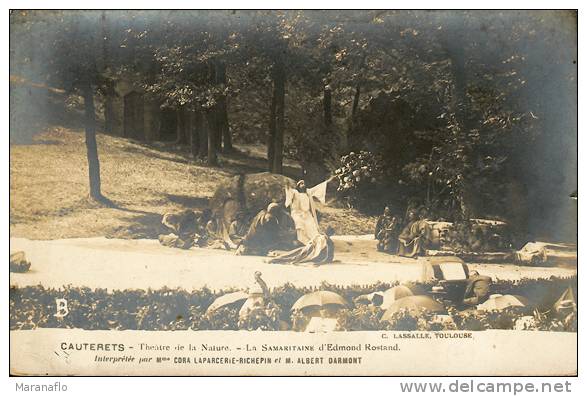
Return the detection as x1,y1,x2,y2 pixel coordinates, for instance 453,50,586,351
398,208,432,258
285,178,333,244
159,209,211,249
268,226,335,265
235,203,281,256
228,211,248,246
375,205,400,253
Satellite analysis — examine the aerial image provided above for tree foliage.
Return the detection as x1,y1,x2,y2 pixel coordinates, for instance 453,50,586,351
10,10,576,236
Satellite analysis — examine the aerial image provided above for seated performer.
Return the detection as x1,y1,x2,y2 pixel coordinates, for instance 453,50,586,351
268,226,335,265
397,207,432,258
228,211,248,246
235,203,281,256
159,209,211,249
375,205,400,253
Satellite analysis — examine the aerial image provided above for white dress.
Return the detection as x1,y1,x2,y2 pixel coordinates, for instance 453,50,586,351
285,180,329,244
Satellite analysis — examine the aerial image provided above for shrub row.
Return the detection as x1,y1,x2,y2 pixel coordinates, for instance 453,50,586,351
10,277,576,332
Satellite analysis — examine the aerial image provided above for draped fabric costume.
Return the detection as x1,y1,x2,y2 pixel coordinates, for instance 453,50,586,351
285,180,329,244
397,219,432,258
228,219,248,246
271,180,332,265
268,233,334,265
236,208,280,255
375,213,400,253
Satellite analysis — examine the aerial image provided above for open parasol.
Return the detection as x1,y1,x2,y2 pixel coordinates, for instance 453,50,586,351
206,291,249,314
381,295,445,322
477,294,529,311
380,285,414,310
291,291,349,311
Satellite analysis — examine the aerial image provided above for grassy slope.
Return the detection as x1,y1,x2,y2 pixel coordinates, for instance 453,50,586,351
10,127,376,240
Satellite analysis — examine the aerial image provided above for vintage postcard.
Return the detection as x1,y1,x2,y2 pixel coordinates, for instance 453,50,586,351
9,9,577,376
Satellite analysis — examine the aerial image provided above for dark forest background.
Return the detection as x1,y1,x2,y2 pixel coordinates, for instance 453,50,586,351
9,10,577,242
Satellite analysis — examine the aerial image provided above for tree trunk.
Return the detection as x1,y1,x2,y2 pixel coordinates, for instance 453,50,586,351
190,111,202,159
215,61,226,151
100,13,114,134
271,60,286,174
345,84,360,150
198,111,208,159
175,109,182,144
323,84,332,128
351,84,360,120
267,87,277,171
213,61,233,153
206,110,218,166
207,61,223,152
219,97,232,152
447,48,467,124
175,108,189,145
103,90,114,133
183,108,191,146
443,39,475,218
100,11,109,72
215,111,223,151
82,82,103,201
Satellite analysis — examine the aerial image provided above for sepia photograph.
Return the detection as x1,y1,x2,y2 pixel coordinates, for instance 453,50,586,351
9,9,577,376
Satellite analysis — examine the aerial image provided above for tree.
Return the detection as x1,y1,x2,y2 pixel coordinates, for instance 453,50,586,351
126,11,241,164
10,10,575,238
81,80,102,200
236,11,310,174
270,58,286,173
36,11,108,201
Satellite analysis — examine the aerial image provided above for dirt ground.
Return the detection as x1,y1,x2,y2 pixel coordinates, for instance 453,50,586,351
10,127,377,240
10,237,577,291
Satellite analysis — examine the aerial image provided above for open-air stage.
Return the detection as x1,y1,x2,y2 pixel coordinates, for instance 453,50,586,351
10,236,576,291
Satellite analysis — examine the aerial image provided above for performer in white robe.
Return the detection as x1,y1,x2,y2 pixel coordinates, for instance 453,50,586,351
285,178,332,244
268,227,335,265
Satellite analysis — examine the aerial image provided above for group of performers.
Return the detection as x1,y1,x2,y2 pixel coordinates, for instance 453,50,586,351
159,174,432,265
158,176,336,265
233,177,335,265
375,205,432,258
